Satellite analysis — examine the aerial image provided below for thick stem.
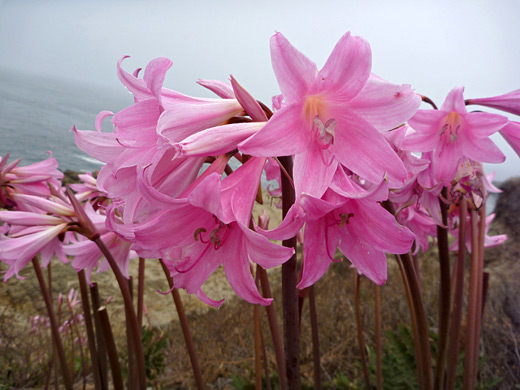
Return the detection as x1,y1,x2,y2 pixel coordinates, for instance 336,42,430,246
445,198,467,390
254,302,262,390
257,266,288,390
472,204,486,383
278,155,301,390
399,252,433,390
309,285,321,390
159,259,205,390
93,238,146,389
435,188,451,390
374,284,383,390
354,273,371,390
77,270,102,390
98,307,124,390
463,209,480,390
137,257,146,330
90,283,109,390
32,257,74,390
395,255,425,390
385,201,432,389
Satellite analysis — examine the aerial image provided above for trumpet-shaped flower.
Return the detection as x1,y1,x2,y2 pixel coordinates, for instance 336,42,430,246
240,32,420,197
297,188,415,289
403,86,508,184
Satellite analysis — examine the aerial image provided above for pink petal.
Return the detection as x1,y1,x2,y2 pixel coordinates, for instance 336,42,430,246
112,99,161,146
500,121,520,157
338,233,387,285
459,135,505,164
0,211,63,226
441,86,467,114
225,157,266,226
187,173,227,223
402,110,447,152
317,32,371,101
11,194,74,216
197,79,235,99
330,167,389,201
270,32,317,104
330,111,407,186
463,111,508,137
143,57,173,106
73,126,124,163
175,122,264,158
239,103,312,156
349,78,421,131
293,142,338,198
230,76,268,122
348,200,415,254
222,232,272,306
95,111,114,132
298,218,339,289
240,225,294,269
158,99,243,143
467,89,520,116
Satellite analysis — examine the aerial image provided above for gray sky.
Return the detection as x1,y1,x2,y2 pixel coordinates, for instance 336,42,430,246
1,0,519,179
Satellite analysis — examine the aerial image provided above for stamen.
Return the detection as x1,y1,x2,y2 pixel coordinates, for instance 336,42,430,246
313,116,337,148
338,212,355,228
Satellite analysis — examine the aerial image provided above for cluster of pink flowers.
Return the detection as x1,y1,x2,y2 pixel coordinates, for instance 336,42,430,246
1,31,517,307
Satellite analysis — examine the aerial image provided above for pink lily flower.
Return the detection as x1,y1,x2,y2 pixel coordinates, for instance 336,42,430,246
298,187,415,289
403,86,508,185
138,157,294,305
0,211,69,280
0,153,63,208
239,32,420,197
466,89,520,116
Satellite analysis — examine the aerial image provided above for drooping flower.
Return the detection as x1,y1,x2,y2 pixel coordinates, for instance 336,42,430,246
402,86,508,185
239,32,421,198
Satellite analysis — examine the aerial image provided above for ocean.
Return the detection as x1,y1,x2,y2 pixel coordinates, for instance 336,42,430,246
0,67,129,172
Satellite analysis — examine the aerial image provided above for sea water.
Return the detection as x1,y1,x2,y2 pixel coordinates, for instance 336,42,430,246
0,67,129,172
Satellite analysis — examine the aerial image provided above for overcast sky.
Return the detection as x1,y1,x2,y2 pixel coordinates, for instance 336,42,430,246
1,0,519,178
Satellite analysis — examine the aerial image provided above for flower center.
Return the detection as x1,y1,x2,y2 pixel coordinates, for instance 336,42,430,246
194,220,230,250
338,212,354,228
440,112,462,145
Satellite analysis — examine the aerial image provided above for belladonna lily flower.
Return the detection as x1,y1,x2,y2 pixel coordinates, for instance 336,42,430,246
0,209,70,281
402,86,508,185
297,185,415,289
134,157,294,306
500,121,520,158
239,31,421,198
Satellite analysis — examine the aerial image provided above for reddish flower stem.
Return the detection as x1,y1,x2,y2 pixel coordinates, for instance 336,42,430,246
254,302,262,390
32,257,74,390
256,265,288,390
90,283,109,390
278,155,301,390
98,307,124,390
395,255,425,390
463,209,480,389
77,270,102,390
435,188,451,390
137,257,146,330
93,238,146,389
309,285,322,390
374,284,383,390
354,273,371,390
385,201,432,389
159,259,205,390
445,198,467,390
